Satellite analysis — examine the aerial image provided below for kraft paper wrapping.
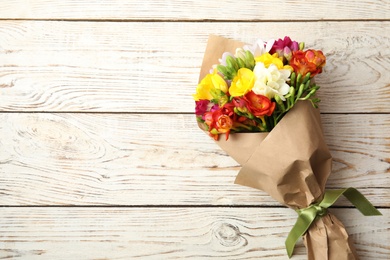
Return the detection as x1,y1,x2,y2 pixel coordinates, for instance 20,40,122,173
217,101,358,260
199,35,359,259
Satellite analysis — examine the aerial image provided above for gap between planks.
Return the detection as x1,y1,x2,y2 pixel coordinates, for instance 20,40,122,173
0,18,390,22
1,204,389,209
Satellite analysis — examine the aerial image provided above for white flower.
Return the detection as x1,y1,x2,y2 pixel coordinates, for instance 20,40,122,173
243,39,275,57
252,62,291,100
234,48,246,60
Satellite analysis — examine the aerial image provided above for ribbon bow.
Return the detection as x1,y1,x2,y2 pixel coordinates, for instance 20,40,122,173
285,187,382,258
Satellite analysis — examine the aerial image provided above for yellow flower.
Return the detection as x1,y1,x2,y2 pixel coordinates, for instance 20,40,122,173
210,73,228,93
193,73,227,101
229,68,255,97
255,53,292,71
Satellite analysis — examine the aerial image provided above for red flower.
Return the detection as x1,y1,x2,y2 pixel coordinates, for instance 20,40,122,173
244,91,275,117
290,50,326,77
232,96,250,114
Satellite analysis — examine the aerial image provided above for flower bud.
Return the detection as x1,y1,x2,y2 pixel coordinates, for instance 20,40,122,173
236,57,246,69
217,65,229,77
226,55,238,71
235,48,246,60
245,50,255,69
299,42,305,50
284,47,292,61
290,72,296,86
296,83,305,99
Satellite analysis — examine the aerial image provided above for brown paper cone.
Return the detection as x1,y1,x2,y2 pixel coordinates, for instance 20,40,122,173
233,100,331,208
303,213,358,260
217,101,331,208
198,35,245,82
216,101,358,260
198,35,359,259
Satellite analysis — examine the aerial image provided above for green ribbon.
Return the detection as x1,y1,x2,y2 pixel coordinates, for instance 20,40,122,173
285,187,382,258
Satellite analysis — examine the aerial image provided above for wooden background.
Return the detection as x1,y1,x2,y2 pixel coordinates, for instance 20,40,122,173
0,1,389,259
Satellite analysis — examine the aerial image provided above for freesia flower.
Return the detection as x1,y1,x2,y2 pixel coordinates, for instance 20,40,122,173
195,100,210,116
255,52,292,70
233,92,275,119
229,68,255,97
252,62,291,100
219,52,234,66
193,77,212,101
243,38,275,57
193,72,228,101
270,36,299,61
235,48,246,60
210,104,220,112
232,97,250,115
244,91,275,117
204,103,236,140
194,36,325,141
290,50,326,77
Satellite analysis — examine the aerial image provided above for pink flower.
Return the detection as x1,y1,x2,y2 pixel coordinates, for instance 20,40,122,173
270,36,299,61
195,100,210,116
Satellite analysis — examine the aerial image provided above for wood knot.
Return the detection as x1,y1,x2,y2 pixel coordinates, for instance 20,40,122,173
0,80,15,88
213,223,244,247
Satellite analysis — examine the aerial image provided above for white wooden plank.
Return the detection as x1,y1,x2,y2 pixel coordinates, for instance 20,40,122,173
0,0,389,20
0,3,386,260
0,207,388,259
0,21,389,112
0,113,388,206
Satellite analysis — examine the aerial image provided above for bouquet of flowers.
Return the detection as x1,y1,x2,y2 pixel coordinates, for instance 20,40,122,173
193,35,381,259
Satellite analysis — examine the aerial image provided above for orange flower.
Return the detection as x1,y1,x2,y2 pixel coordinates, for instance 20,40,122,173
244,91,275,117
290,50,326,77
216,114,233,134
204,104,235,140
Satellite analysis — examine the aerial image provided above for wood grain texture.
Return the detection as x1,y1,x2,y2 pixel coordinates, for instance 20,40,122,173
0,113,388,206
0,1,389,259
0,0,389,20
0,207,388,259
0,21,389,113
